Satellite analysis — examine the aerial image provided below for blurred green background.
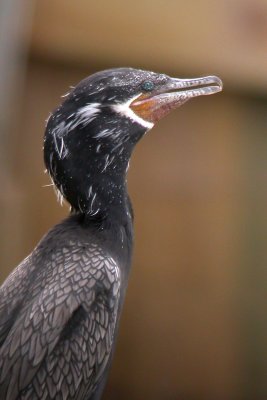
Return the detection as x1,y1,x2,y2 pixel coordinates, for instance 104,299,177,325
1,1,267,399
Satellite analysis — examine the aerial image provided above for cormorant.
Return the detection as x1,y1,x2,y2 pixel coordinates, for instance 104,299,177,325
0,68,222,399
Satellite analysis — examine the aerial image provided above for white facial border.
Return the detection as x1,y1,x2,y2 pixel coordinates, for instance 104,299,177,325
112,94,154,131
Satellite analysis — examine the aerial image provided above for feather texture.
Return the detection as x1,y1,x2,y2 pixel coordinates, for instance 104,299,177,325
0,217,121,400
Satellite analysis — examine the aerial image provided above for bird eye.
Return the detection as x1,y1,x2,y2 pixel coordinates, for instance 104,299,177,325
141,81,155,92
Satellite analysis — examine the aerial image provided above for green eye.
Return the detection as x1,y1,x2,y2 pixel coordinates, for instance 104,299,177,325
141,81,155,92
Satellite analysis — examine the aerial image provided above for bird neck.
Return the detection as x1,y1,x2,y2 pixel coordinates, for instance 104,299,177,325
79,171,131,225
50,139,133,227
44,108,146,228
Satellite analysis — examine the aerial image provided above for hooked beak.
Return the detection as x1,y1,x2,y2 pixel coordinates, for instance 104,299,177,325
130,75,223,123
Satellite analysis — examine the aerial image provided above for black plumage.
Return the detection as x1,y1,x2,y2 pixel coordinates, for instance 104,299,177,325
0,68,222,399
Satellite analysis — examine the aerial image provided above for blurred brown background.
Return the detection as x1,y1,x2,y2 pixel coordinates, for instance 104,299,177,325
1,1,267,399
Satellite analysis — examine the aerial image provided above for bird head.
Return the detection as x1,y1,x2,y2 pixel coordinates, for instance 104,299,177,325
44,68,222,215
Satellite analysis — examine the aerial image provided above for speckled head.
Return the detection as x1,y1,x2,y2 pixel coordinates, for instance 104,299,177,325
43,67,222,218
